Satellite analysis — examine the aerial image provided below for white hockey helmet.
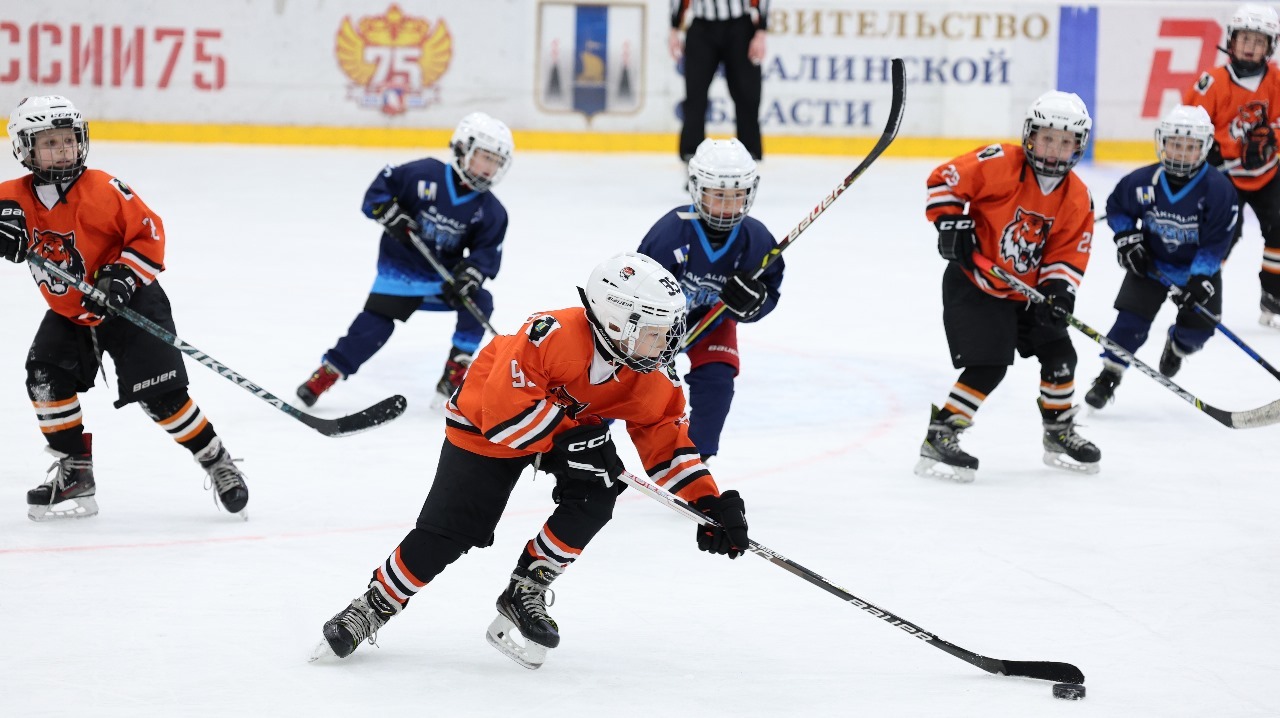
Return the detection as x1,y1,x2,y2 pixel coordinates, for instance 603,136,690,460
1227,3,1280,57
687,138,759,232
1021,90,1092,178
450,111,513,193
1155,104,1215,177
581,252,687,374
7,95,89,184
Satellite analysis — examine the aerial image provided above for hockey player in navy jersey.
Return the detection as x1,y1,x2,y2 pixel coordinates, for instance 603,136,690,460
1085,104,1239,409
298,112,513,406
637,138,782,460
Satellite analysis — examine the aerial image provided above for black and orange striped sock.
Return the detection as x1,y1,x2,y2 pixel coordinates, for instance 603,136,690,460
140,392,216,455
32,394,86,456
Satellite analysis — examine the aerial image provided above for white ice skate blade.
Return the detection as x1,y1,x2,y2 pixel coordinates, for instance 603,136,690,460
1042,451,1100,475
308,639,339,663
485,613,549,670
913,457,975,484
28,495,99,522
1261,311,1280,329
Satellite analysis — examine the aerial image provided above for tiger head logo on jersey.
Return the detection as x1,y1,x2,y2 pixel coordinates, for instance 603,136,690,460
1230,101,1271,140
28,230,86,296
999,208,1052,274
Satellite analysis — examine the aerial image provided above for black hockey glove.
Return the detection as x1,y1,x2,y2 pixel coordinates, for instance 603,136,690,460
1243,126,1277,171
543,423,625,487
935,214,977,270
1173,274,1216,309
693,490,749,559
1206,139,1224,170
1114,228,1150,277
81,263,138,316
0,202,29,264
370,198,419,244
1033,279,1075,328
442,260,485,309
720,271,767,321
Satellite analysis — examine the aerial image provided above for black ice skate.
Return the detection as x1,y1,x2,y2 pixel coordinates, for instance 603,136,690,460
195,437,249,518
433,347,472,406
312,582,402,661
486,561,561,669
1084,365,1123,410
297,361,342,407
1158,330,1189,378
1040,401,1101,474
28,434,98,522
914,405,979,483
1261,292,1280,329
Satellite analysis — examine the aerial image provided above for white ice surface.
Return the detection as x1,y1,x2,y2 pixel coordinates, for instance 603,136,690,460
2,144,1278,717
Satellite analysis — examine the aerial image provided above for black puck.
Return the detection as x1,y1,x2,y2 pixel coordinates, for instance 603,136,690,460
1052,682,1086,700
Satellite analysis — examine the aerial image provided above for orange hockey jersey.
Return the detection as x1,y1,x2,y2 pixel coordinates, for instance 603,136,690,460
1184,64,1280,191
925,143,1093,301
0,170,166,326
444,308,720,503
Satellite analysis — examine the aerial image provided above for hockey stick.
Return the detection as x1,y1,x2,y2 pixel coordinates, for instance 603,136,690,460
614,468,1085,684
970,254,1280,428
681,57,907,348
26,254,407,437
405,231,499,336
1151,268,1280,383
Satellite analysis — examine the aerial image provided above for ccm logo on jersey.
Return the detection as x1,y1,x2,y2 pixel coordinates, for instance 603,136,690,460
133,370,177,392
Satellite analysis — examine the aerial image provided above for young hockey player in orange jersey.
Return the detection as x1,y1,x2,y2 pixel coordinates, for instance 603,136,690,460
312,252,749,669
914,90,1099,483
1184,4,1280,328
0,95,249,521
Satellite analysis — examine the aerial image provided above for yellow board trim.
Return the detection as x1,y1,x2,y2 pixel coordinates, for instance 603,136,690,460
89,121,1154,161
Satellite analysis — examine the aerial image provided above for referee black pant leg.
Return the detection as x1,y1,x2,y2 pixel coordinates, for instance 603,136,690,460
720,16,763,159
680,19,721,159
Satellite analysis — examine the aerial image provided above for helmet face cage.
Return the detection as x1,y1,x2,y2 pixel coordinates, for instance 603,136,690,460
1021,91,1092,178
1228,3,1280,61
450,112,513,193
688,138,759,232
583,252,688,374
1155,105,1215,177
8,95,89,185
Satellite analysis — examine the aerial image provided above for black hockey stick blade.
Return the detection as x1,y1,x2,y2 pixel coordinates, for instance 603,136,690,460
941,643,1085,683
295,394,408,437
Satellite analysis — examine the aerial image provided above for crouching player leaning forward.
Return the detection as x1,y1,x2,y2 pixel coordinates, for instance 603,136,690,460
312,252,749,669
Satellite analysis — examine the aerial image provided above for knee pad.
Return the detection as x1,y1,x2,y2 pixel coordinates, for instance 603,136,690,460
1037,337,1077,383
394,528,471,582
26,362,78,402
138,388,191,421
551,479,618,523
956,365,1008,396
686,361,736,392
1171,326,1213,354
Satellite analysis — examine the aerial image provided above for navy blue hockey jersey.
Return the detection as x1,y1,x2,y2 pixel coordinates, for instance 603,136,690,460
637,206,783,334
362,158,509,296
1105,163,1237,285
